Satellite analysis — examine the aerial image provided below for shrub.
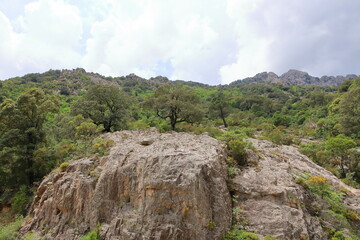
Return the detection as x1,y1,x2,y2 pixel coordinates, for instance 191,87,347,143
92,137,115,156
207,219,216,231
12,185,31,215
228,139,247,165
264,236,280,240
0,216,23,240
263,127,293,145
223,229,259,240
59,162,69,172
22,232,44,240
80,230,100,240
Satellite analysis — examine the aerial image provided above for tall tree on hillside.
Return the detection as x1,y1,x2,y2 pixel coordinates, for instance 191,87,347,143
0,88,59,189
72,85,131,132
145,84,203,130
339,77,360,138
209,91,230,127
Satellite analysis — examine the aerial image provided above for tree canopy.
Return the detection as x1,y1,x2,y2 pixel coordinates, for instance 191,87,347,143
72,85,130,132
0,88,59,190
145,84,203,130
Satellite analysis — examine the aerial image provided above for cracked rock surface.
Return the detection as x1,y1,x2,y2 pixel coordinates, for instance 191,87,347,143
20,129,231,240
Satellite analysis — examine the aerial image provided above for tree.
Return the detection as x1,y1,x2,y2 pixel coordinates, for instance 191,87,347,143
325,134,357,178
0,88,59,189
145,84,203,130
209,91,230,127
72,85,130,132
339,77,360,138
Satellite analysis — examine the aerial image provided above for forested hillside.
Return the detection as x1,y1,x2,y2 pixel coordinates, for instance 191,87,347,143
0,69,359,239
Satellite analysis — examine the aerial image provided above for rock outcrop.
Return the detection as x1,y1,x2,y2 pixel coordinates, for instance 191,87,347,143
232,139,360,239
20,130,231,239
230,69,357,86
20,130,360,240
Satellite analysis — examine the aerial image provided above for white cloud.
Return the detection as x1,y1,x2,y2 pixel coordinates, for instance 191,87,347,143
0,0,83,79
219,0,360,83
1,0,360,84
81,0,237,84
0,11,21,78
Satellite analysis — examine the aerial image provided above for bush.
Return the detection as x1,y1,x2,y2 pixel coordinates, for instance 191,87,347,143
12,186,31,215
0,216,23,240
263,127,293,145
22,232,44,240
80,230,100,240
224,229,259,240
92,137,115,156
228,139,247,166
59,162,69,172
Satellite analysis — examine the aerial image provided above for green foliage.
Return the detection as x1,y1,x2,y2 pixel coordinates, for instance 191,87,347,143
144,84,203,130
0,216,23,240
300,142,327,165
325,134,357,178
223,229,259,240
296,174,360,232
263,127,293,145
80,230,100,240
91,137,115,156
209,91,231,127
72,85,130,132
11,185,31,215
22,232,44,240
0,88,59,191
228,139,247,165
264,236,280,240
208,219,216,230
59,162,69,172
339,77,360,137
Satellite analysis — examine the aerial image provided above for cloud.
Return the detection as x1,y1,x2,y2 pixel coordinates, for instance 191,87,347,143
82,0,237,84
0,11,21,79
1,0,360,84
0,0,83,79
219,0,360,83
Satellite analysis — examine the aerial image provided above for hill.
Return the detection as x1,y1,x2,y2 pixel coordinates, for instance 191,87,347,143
0,68,359,239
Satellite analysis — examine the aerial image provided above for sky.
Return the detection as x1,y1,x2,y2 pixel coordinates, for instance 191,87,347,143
0,0,360,85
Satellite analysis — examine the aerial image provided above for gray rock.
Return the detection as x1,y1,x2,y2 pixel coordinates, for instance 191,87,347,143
20,130,231,240
232,139,360,240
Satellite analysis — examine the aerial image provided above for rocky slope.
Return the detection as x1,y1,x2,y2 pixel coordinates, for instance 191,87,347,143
19,130,360,239
233,139,360,239
20,130,231,240
231,69,357,86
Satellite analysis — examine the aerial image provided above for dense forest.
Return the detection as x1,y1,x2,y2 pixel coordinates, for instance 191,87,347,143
0,68,359,239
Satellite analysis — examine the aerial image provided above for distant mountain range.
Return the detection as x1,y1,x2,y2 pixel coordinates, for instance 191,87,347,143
3,68,358,88
230,69,358,87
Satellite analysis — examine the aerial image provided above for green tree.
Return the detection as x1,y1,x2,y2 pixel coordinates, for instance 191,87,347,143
325,134,357,178
72,85,130,132
209,91,230,127
339,77,360,138
0,88,59,190
145,84,203,130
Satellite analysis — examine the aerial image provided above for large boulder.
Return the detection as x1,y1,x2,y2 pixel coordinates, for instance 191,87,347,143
20,129,232,239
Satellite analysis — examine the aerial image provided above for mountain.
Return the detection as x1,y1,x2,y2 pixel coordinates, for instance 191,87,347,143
230,69,358,87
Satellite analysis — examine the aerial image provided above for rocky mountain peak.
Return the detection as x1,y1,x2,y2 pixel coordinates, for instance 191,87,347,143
279,69,318,85
230,69,358,86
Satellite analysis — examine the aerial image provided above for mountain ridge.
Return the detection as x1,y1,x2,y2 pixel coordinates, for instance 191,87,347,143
2,68,358,88
230,69,358,87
